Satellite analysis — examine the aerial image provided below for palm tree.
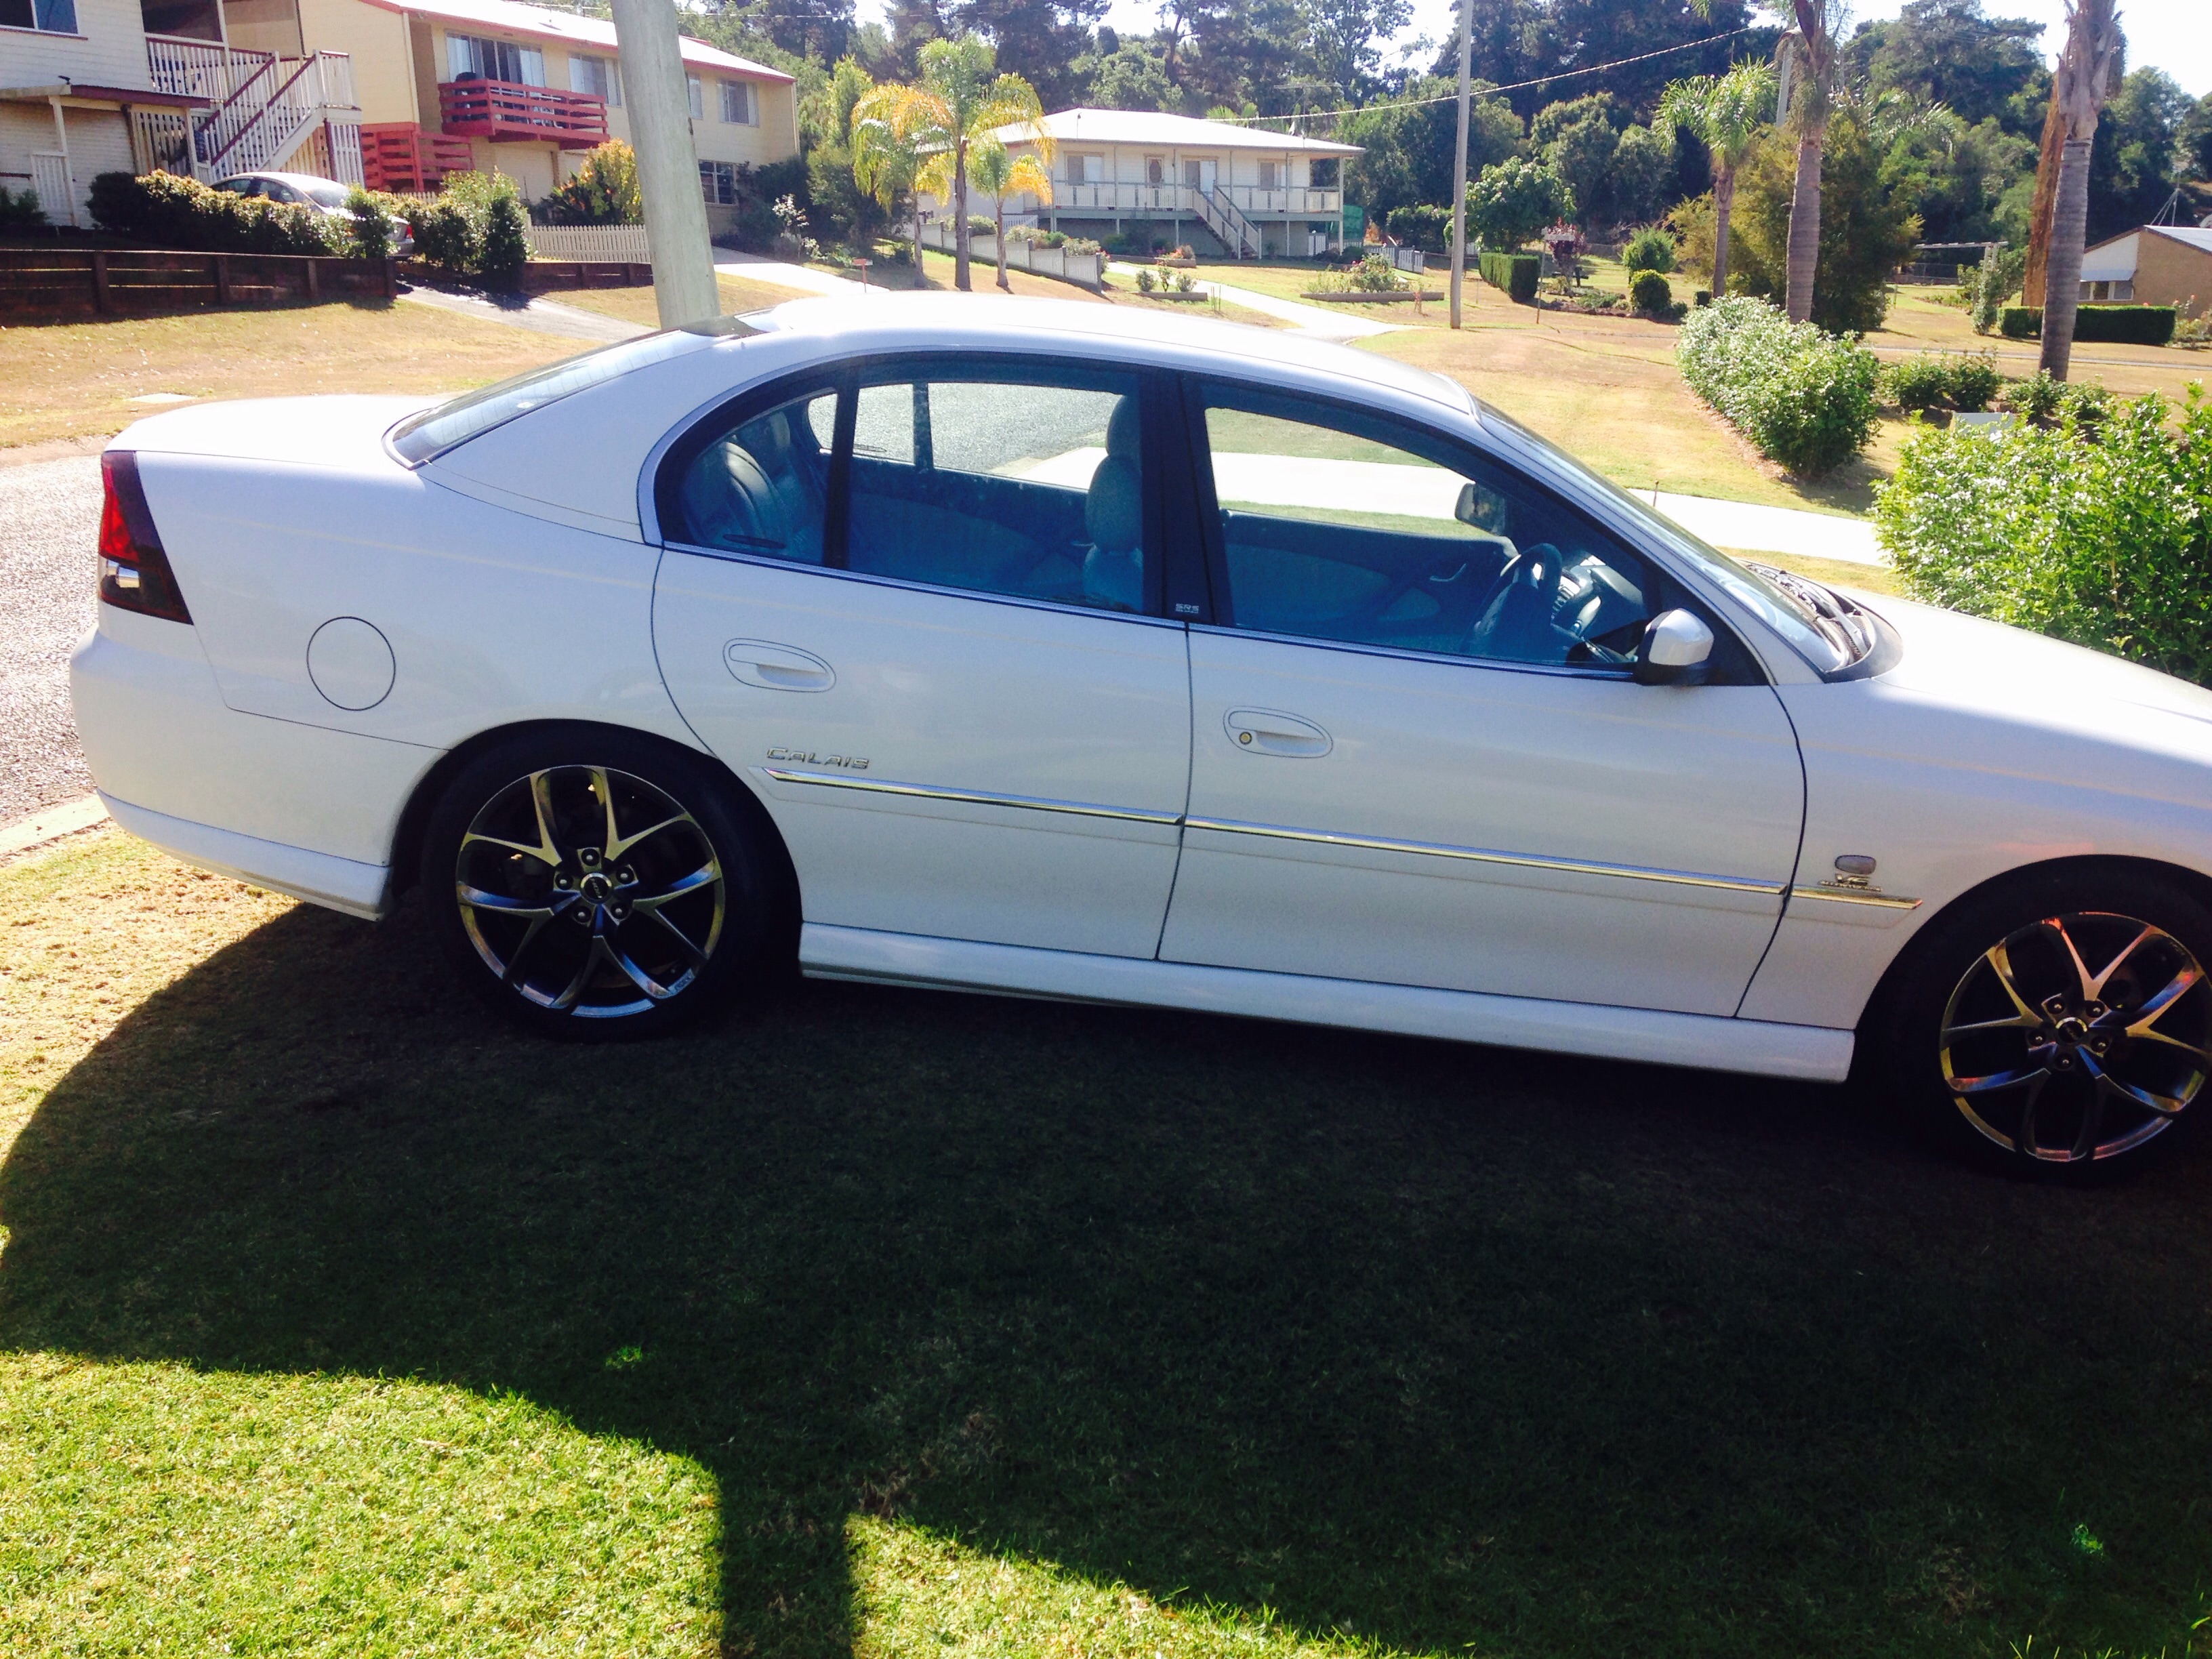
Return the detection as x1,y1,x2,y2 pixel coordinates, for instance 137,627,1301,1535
960,138,1054,293
852,81,933,284
1660,60,1775,300
1769,0,1848,325
907,35,1049,293
2038,0,2123,380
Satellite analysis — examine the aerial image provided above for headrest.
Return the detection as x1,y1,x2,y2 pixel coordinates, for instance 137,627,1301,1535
1105,395,1139,462
1086,454,1141,552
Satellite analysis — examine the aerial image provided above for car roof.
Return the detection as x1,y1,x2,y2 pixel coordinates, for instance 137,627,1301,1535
223,170,345,188
743,293,1479,418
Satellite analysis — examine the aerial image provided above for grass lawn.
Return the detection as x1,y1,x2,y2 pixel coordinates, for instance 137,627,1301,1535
874,249,1286,328
0,299,579,453
554,271,817,327
8,827,2212,1656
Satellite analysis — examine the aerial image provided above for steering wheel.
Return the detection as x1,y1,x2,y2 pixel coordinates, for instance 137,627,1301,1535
1465,543,1565,655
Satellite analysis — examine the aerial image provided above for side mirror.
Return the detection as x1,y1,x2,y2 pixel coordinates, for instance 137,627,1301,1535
1454,479,1509,534
1632,609,1715,685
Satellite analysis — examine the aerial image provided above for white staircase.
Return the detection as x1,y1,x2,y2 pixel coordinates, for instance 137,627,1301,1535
143,35,363,185
1193,186,1262,259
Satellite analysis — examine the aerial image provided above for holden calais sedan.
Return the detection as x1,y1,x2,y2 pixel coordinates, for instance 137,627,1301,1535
73,297,2212,1174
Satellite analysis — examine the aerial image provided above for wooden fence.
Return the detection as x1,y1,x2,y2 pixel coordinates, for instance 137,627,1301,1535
0,247,397,318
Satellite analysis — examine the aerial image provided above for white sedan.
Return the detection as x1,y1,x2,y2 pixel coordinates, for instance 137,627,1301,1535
72,297,2212,1174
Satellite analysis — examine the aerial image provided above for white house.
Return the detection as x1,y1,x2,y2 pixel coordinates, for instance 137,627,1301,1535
947,107,1361,259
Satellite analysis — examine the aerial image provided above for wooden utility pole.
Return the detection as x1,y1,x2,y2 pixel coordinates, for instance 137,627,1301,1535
1448,0,1473,328
609,0,720,327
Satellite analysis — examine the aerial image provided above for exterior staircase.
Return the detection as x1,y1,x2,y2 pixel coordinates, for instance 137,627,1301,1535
142,35,363,186
1193,186,1262,258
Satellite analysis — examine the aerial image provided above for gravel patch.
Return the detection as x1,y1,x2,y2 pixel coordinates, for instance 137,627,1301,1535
0,455,100,820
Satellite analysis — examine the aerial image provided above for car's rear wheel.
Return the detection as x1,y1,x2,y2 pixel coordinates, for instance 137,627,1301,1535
422,731,779,1039
1871,867,2212,1175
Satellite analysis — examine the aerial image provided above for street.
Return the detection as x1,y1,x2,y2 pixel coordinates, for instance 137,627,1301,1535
0,455,100,822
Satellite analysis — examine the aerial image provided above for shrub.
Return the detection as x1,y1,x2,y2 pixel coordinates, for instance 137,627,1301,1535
1677,295,1880,476
1885,352,1952,413
1628,268,1673,316
1946,352,2003,412
1386,203,1453,253
0,185,46,232
1136,267,1156,292
411,197,481,277
343,185,395,260
1990,304,2179,346
479,190,531,291
1621,226,1676,275
1350,253,1401,292
2001,369,2064,422
1969,244,2025,333
87,170,338,256
1465,157,1574,253
1877,388,2212,684
1478,250,1540,304
2000,304,2039,338
539,140,640,226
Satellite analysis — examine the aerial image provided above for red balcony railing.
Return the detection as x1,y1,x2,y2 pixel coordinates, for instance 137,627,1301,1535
437,79,607,148
361,123,477,190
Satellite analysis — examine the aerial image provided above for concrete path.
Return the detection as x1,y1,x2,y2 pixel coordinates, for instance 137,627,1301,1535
715,253,892,300
1637,488,1882,565
0,455,101,819
398,283,648,344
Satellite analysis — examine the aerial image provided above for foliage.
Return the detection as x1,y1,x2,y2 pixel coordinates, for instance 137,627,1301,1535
0,184,46,231
1620,226,1676,274
1628,268,1673,316
1385,203,1453,253
538,141,640,226
1477,249,1540,304
1136,266,1156,291
2087,67,2197,242
1997,306,2182,346
851,79,935,264
410,198,480,279
2001,368,2065,421
1349,252,1401,291
1884,352,1952,411
897,35,1049,289
1878,388,2212,684
1661,60,1778,177
1969,243,2024,332
410,170,531,287
478,189,531,292
1840,0,2049,131
1337,79,1520,228
1542,104,1621,226
1946,352,2003,411
1999,304,2039,339
1724,108,1921,333
342,186,395,260
1676,295,1880,475
1466,157,1573,252
1607,123,1677,226
87,171,339,256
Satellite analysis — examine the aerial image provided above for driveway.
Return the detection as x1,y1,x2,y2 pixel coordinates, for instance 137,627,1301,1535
0,455,100,821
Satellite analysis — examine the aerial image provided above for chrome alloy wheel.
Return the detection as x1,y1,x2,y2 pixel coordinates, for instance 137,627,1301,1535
455,765,725,1019
1940,911,2212,1163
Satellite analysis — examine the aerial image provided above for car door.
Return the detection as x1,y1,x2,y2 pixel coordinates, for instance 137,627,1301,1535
651,356,1193,959
1159,377,1805,1017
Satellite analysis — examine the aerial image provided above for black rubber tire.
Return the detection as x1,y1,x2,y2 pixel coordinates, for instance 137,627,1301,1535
421,726,785,1041
1864,863,2212,1179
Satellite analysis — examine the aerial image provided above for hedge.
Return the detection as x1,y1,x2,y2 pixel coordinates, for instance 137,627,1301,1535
87,171,340,256
1478,250,1539,304
1676,295,1881,476
1997,305,2179,346
1877,387,2212,683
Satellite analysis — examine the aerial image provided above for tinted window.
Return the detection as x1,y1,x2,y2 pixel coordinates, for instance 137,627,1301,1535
1198,382,1654,670
674,389,837,563
844,369,1147,613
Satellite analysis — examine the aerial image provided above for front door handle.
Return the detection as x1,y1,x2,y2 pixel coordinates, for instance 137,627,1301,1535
724,639,836,692
1225,707,1332,758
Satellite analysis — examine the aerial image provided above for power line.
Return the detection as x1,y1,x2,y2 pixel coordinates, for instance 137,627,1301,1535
1218,25,1763,127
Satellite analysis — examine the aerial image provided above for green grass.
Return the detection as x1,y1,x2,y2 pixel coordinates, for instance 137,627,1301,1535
7,830,2212,1657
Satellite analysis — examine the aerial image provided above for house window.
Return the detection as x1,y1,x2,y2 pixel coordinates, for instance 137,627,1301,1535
687,75,703,119
1257,161,1282,190
1309,157,1338,188
447,33,544,85
1067,152,1103,185
719,79,755,125
1145,156,1164,186
701,160,738,205
569,54,620,106
0,0,80,33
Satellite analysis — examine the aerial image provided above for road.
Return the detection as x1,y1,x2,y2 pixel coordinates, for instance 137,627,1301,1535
0,455,100,821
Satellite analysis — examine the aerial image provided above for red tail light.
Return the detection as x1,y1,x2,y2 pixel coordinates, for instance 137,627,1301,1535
98,451,191,623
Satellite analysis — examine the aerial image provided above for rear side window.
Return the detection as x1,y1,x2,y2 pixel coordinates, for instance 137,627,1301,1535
388,317,755,465
673,388,838,564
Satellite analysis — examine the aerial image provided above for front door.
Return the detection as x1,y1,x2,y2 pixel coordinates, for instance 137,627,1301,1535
653,359,1191,959
1160,378,1805,1017
1183,157,1218,192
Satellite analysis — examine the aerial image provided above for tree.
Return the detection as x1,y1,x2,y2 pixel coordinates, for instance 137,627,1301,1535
1336,77,1519,227
907,35,1048,293
1466,156,1574,250
964,137,1053,290
1544,105,1621,226
1727,106,1921,331
1081,38,1176,110
1610,123,1678,226
2037,0,2121,381
2183,92,2212,183
1304,0,1414,102
2089,68,2196,239
1768,0,1849,325
1662,58,1776,296
852,81,935,279
951,0,1109,109
1841,0,2046,131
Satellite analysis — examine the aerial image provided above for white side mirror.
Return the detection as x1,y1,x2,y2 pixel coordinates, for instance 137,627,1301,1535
1633,609,1715,684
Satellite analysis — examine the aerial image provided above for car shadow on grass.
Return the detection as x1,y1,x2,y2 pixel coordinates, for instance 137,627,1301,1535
3,895,2210,1656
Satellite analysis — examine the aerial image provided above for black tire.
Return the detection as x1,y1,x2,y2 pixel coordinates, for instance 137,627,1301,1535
1866,863,2212,1178
421,726,785,1040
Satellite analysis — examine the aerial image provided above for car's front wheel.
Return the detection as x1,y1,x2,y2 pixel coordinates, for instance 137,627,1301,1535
1872,867,2212,1175
422,730,781,1038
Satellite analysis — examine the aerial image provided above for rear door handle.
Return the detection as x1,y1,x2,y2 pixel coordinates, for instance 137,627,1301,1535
1225,708,1332,758
723,639,836,692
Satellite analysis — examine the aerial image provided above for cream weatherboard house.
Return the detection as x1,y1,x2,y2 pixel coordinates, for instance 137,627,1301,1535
946,108,1361,258
1,0,795,235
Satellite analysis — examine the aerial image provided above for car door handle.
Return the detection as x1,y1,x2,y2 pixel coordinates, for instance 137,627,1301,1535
723,640,836,692
1225,708,1332,758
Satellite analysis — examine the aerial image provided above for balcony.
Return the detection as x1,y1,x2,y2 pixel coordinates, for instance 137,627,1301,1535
438,79,607,148
361,123,476,191
1046,181,1342,217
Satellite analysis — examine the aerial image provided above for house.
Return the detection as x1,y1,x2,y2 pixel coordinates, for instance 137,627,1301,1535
2078,224,2212,317
1,0,796,237
939,107,1360,260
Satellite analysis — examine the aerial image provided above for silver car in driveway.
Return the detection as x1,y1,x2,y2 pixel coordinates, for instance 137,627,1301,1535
211,171,415,257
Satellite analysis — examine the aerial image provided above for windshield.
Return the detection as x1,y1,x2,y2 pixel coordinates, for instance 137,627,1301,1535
302,182,350,208
1469,398,1871,675
388,316,758,465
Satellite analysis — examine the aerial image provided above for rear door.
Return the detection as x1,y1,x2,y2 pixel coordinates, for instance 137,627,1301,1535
651,356,1193,959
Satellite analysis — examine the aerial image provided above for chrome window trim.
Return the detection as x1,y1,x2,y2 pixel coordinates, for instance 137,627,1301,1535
762,768,1183,825
1186,620,1635,684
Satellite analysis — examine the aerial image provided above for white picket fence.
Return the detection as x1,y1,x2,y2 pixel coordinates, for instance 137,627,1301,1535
918,220,1104,289
525,224,651,262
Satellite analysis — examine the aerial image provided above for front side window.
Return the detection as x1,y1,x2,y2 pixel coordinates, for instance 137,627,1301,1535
1195,381,1658,670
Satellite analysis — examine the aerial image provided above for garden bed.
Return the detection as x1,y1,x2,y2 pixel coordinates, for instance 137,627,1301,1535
1300,289,1446,303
